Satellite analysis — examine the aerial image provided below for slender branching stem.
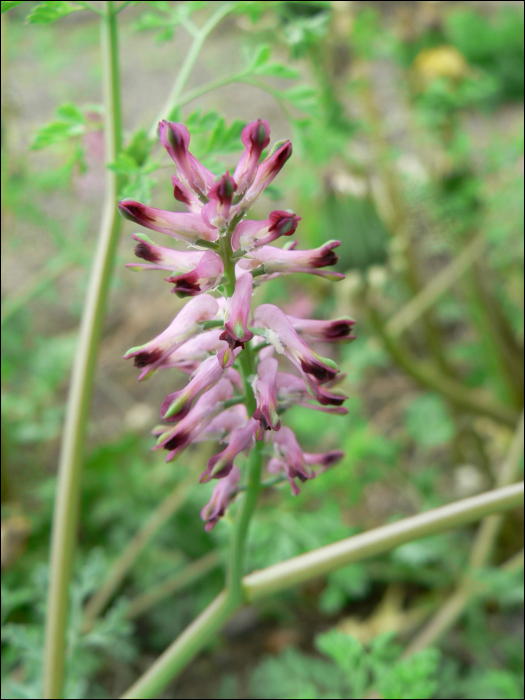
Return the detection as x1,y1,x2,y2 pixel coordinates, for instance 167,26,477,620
147,2,236,139
42,4,123,697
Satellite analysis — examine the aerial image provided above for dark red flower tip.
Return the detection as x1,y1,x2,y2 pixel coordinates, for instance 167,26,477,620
118,200,155,224
164,431,190,451
133,348,164,368
300,358,338,383
134,241,161,263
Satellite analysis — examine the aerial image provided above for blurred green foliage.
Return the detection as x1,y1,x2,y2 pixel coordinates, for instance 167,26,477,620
1,1,523,698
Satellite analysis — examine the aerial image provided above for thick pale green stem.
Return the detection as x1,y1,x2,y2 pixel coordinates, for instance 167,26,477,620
120,482,523,698
43,3,122,698
243,482,524,602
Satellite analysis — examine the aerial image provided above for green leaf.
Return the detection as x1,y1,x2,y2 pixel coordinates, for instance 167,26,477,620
25,1,82,24
253,62,300,79
246,44,272,72
283,85,319,113
31,102,86,150
1,1,24,13
405,393,455,448
107,153,140,175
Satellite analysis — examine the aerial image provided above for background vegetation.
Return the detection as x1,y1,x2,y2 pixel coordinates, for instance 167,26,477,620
1,1,523,698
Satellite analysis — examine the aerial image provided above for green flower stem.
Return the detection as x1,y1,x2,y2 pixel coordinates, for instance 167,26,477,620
121,591,236,699
43,3,122,698
366,298,519,428
147,1,235,139
243,482,524,602
120,482,523,698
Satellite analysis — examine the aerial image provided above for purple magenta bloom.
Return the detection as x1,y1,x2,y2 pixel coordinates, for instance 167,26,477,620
231,211,301,252
156,329,225,375
160,354,225,422
123,118,351,523
123,294,219,380
241,140,293,210
200,466,241,531
254,304,340,383
233,119,271,196
200,417,257,482
201,171,238,230
154,378,233,461
165,250,224,296
118,200,216,243
172,175,203,213
253,357,280,432
218,273,254,368
126,233,206,273
268,427,315,495
158,120,215,197
241,240,345,281
286,315,356,342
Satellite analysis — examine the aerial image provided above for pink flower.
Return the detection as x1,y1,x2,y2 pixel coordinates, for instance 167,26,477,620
118,200,216,243
154,378,233,461
233,119,271,195
286,315,356,342
123,294,219,380
126,233,208,273
253,357,280,432
156,329,225,374
160,354,225,422
268,427,315,496
218,273,254,368
231,211,301,252
200,417,257,482
158,120,215,197
201,171,237,230
165,250,224,296
253,304,340,384
195,405,249,443
241,140,293,210
172,175,202,213
200,466,241,531
242,240,344,281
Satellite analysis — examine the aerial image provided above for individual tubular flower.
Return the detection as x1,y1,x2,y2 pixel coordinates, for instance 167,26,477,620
286,315,356,342
160,354,225,423
268,427,315,496
276,371,348,414
172,175,202,213
158,120,215,197
165,250,224,297
254,304,340,384
218,273,254,368
233,119,270,196
156,329,225,374
154,378,233,462
200,466,241,531
241,140,293,210
123,294,219,380
231,210,301,252
200,417,258,482
242,240,344,281
253,357,280,432
126,233,208,273
118,200,217,243
195,405,249,443
201,171,237,230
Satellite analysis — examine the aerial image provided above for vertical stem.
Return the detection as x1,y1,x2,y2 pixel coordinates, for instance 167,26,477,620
43,3,122,698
